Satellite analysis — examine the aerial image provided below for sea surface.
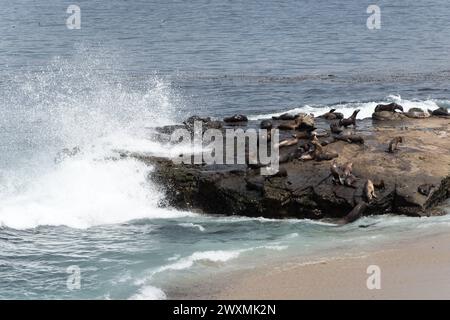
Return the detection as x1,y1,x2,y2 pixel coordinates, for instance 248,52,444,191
1,0,450,299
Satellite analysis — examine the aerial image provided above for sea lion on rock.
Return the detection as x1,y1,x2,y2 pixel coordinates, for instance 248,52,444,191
372,111,406,121
429,107,449,117
364,179,377,202
311,128,329,137
277,114,315,132
342,162,357,187
297,114,315,131
276,137,299,149
375,102,404,113
342,162,353,177
339,109,360,128
330,121,343,134
330,161,344,185
334,134,364,144
320,108,344,120
404,108,430,119
272,113,302,121
260,119,273,130
340,202,368,224
387,136,403,153
418,184,435,196
311,140,338,161
224,114,248,123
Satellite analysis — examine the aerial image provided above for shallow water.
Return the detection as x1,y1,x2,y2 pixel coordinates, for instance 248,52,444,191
1,0,450,299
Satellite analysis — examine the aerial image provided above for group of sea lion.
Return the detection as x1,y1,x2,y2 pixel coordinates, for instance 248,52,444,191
373,102,449,120
218,102,448,223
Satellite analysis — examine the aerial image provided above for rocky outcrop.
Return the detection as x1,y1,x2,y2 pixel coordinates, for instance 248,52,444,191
131,114,450,222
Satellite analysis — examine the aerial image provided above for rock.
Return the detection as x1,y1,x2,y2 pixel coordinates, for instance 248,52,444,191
131,117,450,222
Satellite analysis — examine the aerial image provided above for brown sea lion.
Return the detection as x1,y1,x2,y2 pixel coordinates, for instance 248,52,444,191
272,113,302,121
429,107,449,117
387,136,403,153
330,161,344,185
334,134,365,144
418,184,435,196
342,162,353,176
374,102,404,113
277,114,315,131
404,108,430,119
260,119,273,130
364,179,377,202
224,114,248,123
330,121,343,134
320,108,344,120
339,109,360,128
311,140,338,161
297,114,316,131
340,202,368,224
372,111,406,121
276,137,299,149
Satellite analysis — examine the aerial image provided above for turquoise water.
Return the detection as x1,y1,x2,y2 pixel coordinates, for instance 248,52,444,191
1,0,450,299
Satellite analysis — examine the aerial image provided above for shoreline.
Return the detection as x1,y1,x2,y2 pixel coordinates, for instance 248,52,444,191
170,231,450,300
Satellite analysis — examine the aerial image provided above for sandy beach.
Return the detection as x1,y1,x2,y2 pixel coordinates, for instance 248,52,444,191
177,232,450,300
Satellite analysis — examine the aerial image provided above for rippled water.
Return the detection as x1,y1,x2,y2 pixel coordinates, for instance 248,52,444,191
1,0,450,299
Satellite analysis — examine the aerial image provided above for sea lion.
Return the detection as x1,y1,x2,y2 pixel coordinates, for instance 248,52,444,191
279,149,303,163
418,183,435,196
260,119,273,130
224,114,248,123
330,161,344,185
320,108,344,120
339,109,360,128
340,202,368,224
297,114,315,131
334,134,364,144
342,162,353,177
342,162,357,187
311,140,338,161
276,137,299,148
330,121,343,134
277,114,315,131
311,128,329,137
293,132,310,139
404,108,430,119
372,111,406,121
374,102,404,113
429,107,449,117
364,179,377,202
344,175,357,188
387,136,403,153
277,115,303,130
272,113,302,121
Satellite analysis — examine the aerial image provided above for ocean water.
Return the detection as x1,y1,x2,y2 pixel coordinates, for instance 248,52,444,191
1,0,450,299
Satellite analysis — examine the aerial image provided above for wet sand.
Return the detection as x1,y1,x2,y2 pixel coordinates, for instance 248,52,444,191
178,232,450,300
